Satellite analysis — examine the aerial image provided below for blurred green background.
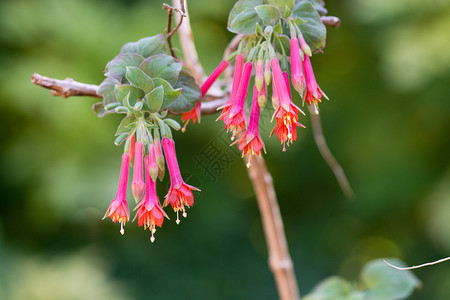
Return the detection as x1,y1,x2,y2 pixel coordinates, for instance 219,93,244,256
0,0,449,299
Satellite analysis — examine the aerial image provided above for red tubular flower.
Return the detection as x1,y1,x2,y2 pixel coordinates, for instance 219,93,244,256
290,37,306,95
233,85,265,167
131,141,145,202
270,58,305,151
217,61,253,140
104,152,130,235
217,54,244,120
182,60,229,131
134,156,167,242
303,54,328,114
162,138,200,224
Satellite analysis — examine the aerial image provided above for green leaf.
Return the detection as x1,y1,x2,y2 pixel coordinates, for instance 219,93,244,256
114,84,145,107
153,78,181,110
274,34,291,55
292,1,327,52
228,8,260,34
144,86,164,113
125,67,154,93
255,5,281,26
361,259,421,300
115,115,135,136
228,0,263,26
104,53,144,80
256,22,264,36
168,70,201,114
139,54,182,85
92,102,113,118
98,77,119,106
303,276,364,300
120,34,166,58
263,0,294,18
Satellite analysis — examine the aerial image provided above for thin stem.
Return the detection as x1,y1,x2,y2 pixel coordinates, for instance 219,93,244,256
246,156,300,300
308,105,355,199
163,1,186,59
384,257,450,270
172,0,205,83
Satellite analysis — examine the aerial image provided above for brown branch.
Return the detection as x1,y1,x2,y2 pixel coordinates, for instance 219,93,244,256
321,16,341,28
308,105,354,199
247,156,300,300
31,73,100,99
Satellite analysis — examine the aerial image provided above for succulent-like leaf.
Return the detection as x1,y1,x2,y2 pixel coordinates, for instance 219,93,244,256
292,1,326,52
120,34,166,58
263,0,294,18
114,133,129,146
168,70,201,114
361,259,420,300
164,118,181,131
144,86,164,113
92,102,113,118
125,67,154,93
98,77,120,106
115,115,135,136
255,5,281,26
114,84,145,107
104,53,144,80
139,54,182,85
153,78,181,110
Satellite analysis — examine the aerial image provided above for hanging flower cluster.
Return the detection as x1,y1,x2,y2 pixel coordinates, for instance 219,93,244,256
95,35,219,241
182,0,329,166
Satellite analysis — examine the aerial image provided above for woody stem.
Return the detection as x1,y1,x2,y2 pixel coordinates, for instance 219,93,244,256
246,156,300,300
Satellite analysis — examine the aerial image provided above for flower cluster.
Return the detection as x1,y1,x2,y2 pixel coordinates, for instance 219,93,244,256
184,23,328,165
104,128,199,242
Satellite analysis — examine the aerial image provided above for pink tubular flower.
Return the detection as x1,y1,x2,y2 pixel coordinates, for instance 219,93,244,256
290,37,306,95
162,137,200,224
233,85,265,167
217,54,244,120
283,71,291,99
131,141,145,202
134,156,167,242
298,33,312,57
182,60,229,131
217,61,253,140
303,54,328,114
270,58,305,151
104,152,131,235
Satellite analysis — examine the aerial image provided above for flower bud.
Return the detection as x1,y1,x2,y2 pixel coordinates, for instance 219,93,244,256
148,144,159,182
153,131,165,181
264,59,271,86
258,83,267,110
131,141,145,202
255,60,264,91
